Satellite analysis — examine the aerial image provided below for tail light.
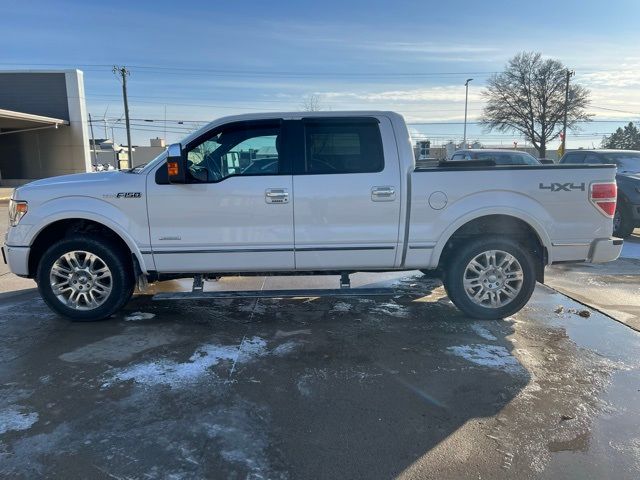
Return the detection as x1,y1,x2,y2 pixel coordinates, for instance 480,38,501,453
590,182,617,218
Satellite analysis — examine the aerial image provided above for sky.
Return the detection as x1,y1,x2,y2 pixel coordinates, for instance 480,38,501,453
2,0,640,150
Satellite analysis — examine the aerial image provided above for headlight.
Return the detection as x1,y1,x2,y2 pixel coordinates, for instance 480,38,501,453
8,199,28,227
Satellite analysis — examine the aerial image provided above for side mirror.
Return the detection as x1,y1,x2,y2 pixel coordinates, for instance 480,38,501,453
167,143,187,183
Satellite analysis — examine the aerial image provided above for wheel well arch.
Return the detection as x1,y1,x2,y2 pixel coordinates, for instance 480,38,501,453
436,214,548,282
28,218,137,278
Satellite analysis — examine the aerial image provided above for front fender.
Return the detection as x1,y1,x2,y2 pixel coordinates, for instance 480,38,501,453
15,196,151,274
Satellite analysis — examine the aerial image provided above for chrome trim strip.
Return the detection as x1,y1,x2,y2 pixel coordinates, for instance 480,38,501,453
296,246,395,252
551,242,590,247
151,248,294,255
148,246,394,255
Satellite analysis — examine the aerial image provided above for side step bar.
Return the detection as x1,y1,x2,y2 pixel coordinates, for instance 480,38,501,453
152,288,394,301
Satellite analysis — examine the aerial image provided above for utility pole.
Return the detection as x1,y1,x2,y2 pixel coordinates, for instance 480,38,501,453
113,66,133,169
463,78,473,148
88,113,98,168
561,69,575,157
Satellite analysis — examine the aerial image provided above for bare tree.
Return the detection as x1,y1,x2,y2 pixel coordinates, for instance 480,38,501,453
301,94,323,112
480,52,591,157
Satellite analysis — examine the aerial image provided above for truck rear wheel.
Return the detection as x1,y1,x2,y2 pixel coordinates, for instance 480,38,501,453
613,200,634,238
36,235,134,321
442,236,536,320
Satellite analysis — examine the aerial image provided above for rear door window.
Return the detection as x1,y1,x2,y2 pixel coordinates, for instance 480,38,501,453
302,120,384,174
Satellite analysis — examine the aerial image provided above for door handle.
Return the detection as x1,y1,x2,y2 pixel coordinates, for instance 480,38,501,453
265,188,289,204
371,186,396,202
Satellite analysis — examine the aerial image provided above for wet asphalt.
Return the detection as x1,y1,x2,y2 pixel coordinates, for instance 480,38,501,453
1,273,640,479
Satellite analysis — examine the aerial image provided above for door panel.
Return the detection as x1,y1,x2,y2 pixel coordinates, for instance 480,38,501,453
146,176,294,272
293,116,402,270
146,119,294,273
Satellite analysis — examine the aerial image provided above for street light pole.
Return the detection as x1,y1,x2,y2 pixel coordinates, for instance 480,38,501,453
561,69,575,157
463,78,473,147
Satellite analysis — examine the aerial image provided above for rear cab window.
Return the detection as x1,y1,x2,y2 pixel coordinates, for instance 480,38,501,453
301,119,384,174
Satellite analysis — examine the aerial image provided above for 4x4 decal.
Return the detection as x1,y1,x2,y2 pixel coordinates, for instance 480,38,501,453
539,182,585,192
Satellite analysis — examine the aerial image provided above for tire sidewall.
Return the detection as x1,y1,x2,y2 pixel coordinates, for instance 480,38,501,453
37,236,133,321
444,236,537,320
613,200,634,238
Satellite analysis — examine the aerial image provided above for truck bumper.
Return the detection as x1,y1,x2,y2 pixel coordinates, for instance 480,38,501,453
588,237,623,263
3,244,30,276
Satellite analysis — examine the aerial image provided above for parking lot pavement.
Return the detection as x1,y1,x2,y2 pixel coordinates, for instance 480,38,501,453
1,272,640,479
546,231,640,331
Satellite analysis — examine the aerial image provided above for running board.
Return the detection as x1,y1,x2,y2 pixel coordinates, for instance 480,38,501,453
152,288,394,301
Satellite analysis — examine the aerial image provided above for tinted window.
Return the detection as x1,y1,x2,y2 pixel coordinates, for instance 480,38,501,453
603,152,640,173
303,121,384,174
561,152,585,164
186,122,281,182
584,153,604,164
472,152,538,165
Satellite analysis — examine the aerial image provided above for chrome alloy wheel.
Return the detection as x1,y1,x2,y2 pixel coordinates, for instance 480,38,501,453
463,250,524,308
49,251,113,310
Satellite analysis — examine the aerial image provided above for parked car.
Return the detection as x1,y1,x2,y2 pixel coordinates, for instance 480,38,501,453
450,149,541,165
4,111,621,321
559,149,640,237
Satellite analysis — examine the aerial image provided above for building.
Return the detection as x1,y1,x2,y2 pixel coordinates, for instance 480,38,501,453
90,137,167,170
0,70,91,186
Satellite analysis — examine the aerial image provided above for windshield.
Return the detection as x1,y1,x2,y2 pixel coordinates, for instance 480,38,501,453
603,152,640,173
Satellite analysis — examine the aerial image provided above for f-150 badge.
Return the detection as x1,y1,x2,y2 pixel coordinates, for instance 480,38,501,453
116,192,142,198
539,182,585,192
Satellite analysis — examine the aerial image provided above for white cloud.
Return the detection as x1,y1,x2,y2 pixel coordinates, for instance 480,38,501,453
320,86,483,103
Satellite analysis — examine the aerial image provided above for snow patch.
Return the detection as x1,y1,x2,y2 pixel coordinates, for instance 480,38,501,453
448,344,523,373
470,323,498,341
272,341,301,357
124,312,156,321
330,301,352,312
105,337,268,388
0,406,38,434
371,300,408,317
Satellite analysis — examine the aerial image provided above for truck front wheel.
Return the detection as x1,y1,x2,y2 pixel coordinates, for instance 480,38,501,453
36,236,135,321
442,236,537,320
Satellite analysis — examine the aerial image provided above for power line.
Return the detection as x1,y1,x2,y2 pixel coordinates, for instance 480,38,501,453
0,62,500,78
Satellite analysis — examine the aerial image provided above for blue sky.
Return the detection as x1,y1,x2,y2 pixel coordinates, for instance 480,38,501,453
3,0,640,148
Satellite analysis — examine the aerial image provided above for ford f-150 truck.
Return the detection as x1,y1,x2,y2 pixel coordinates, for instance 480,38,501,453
3,111,623,321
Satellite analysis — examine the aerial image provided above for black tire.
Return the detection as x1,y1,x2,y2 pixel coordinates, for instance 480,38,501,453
420,269,440,278
613,199,635,238
36,235,135,321
442,235,537,320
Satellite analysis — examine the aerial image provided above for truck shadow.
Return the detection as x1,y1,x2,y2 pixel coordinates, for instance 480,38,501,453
114,274,530,478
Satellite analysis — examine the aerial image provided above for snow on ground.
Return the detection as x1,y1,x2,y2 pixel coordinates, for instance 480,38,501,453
621,240,640,259
104,337,269,388
124,312,156,321
470,323,498,341
447,344,523,374
0,406,38,434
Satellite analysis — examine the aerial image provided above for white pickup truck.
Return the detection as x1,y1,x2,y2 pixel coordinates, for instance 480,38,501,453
3,111,622,321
